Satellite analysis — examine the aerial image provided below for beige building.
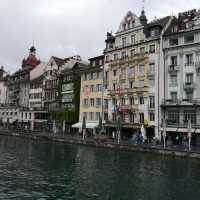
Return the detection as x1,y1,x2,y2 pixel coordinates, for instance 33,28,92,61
103,10,171,139
72,55,104,134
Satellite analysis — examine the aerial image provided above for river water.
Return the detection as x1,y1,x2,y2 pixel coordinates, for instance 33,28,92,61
0,136,200,200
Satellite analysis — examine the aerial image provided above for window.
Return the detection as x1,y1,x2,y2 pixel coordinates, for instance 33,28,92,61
114,53,118,60
169,37,178,46
149,96,155,108
130,113,135,123
113,69,117,77
129,80,134,89
89,112,94,120
105,55,109,62
186,92,193,102
168,111,179,124
130,49,135,57
113,83,116,90
121,51,127,59
149,112,155,121
129,67,135,76
149,45,155,53
185,54,193,65
123,24,126,31
96,98,101,107
121,98,126,105
150,29,159,37
149,63,155,72
112,98,117,105
149,79,155,87
186,73,193,84
122,37,127,46
170,75,178,87
184,34,194,43
171,56,178,66
139,96,144,104
184,110,196,124
90,85,95,92
90,98,95,107
121,68,126,76
139,80,144,88
139,113,144,124
96,112,100,120
83,99,88,107
96,84,102,92
129,97,134,105
171,92,177,103
139,64,145,75
140,47,145,54
131,35,135,44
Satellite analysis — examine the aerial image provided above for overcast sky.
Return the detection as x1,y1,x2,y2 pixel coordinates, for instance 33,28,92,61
0,0,199,72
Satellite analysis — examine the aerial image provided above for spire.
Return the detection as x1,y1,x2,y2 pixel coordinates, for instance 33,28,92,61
139,0,148,26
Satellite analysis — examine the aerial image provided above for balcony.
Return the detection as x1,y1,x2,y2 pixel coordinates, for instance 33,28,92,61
183,82,196,91
168,65,179,75
162,99,181,106
184,62,194,67
120,104,138,112
119,74,126,80
147,70,155,79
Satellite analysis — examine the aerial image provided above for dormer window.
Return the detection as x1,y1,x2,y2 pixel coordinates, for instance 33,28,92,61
184,34,194,43
122,37,127,47
169,37,178,46
123,24,126,31
150,28,160,37
131,35,136,44
172,26,178,33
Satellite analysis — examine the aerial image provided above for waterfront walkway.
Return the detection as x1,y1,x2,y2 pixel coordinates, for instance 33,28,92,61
1,126,200,159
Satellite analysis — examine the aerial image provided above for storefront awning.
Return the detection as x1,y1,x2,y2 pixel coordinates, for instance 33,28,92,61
177,128,195,133
161,127,178,132
72,122,98,129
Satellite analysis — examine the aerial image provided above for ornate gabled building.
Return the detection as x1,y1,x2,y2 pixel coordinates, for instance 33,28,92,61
0,66,9,105
43,55,87,112
7,46,40,107
161,9,200,144
103,9,171,139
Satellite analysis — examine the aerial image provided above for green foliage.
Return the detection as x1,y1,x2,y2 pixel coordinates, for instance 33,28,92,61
48,108,76,124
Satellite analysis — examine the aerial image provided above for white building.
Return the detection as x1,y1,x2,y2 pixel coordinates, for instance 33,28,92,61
29,62,46,110
0,66,9,105
161,9,200,144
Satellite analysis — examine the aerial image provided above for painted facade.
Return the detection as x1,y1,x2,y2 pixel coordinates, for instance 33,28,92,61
103,10,171,139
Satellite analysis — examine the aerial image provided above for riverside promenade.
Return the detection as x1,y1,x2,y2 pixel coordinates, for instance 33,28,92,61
1,127,200,159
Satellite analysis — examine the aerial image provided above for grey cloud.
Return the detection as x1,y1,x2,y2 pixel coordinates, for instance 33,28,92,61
0,0,199,72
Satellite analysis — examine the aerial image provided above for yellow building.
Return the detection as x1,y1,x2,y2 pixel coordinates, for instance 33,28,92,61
72,55,104,134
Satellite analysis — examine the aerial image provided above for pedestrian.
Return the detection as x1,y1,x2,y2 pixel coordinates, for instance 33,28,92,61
112,131,115,140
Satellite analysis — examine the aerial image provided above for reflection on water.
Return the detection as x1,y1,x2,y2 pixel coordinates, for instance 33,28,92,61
0,136,199,200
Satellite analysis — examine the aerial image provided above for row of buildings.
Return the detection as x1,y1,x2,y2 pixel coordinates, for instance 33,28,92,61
1,8,200,143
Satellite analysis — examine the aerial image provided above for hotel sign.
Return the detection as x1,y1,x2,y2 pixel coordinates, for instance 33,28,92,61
178,9,196,17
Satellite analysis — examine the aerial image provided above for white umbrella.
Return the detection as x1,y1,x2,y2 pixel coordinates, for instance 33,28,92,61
141,125,146,143
187,119,192,152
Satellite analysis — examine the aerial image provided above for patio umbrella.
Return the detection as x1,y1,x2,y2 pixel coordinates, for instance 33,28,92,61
141,125,146,143
187,119,192,152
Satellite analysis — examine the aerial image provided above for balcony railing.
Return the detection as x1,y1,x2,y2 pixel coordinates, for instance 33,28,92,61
184,62,194,66
168,65,179,74
183,82,196,90
147,70,155,78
